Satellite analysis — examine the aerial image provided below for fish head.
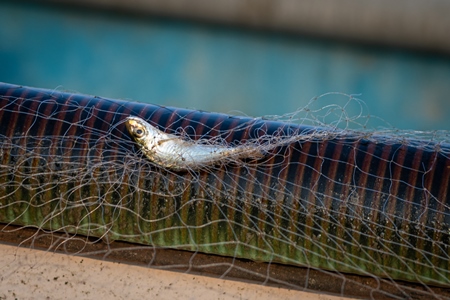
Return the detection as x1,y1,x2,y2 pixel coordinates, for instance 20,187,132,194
125,116,146,138
125,116,161,151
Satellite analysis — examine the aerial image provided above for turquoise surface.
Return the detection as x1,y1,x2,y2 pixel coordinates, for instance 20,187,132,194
1,1,450,130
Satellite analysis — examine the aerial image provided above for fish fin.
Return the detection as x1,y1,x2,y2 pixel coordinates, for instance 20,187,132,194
157,138,180,146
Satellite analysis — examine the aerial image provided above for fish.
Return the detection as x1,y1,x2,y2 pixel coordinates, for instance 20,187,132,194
125,116,264,170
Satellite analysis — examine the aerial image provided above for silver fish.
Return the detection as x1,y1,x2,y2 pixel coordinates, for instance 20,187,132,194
125,116,264,170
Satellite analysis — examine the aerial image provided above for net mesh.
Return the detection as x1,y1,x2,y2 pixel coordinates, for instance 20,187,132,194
0,89,449,299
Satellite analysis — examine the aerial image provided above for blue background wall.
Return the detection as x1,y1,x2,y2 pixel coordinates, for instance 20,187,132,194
1,1,450,130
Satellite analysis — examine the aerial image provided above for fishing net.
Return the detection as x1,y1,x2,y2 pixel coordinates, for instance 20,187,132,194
0,83,449,299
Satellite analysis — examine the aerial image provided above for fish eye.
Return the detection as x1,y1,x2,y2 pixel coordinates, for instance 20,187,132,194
135,128,145,137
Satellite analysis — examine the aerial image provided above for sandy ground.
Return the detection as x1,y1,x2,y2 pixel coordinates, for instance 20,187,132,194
0,243,352,300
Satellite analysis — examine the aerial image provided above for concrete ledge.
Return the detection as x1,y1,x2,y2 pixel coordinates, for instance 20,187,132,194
0,243,348,300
